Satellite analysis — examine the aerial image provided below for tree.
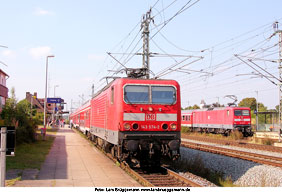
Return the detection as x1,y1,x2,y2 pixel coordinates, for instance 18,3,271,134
238,97,257,111
183,104,200,110
1,87,17,126
192,104,200,109
1,88,37,144
275,105,279,112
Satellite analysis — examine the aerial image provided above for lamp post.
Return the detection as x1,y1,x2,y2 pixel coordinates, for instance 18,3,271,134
54,85,59,97
44,55,55,129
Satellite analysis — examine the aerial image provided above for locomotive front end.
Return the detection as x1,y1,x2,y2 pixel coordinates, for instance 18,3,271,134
119,79,181,166
233,108,253,136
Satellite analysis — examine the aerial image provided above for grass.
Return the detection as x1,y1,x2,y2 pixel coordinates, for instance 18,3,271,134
36,125,58,135
6,127,57,170
5,176,21,187
5,127,57,186
253,137,275,146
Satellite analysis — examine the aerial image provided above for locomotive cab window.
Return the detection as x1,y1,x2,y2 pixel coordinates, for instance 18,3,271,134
242,110,250,116
124,85,176,104
234,110,242,116
124,85,149,103
151,86,176,104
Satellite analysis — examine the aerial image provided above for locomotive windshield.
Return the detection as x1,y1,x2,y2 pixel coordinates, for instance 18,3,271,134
124,85,176,104
234,110,250,116
152,86,176,104
124,85,149,103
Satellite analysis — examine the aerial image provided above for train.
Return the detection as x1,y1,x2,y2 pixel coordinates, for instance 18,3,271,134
70,78,181,167
181,106,253,137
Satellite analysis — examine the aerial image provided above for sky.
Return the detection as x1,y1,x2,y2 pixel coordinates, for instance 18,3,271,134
1,0,282,111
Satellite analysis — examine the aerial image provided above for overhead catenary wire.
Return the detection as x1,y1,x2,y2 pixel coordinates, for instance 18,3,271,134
90,2,281,109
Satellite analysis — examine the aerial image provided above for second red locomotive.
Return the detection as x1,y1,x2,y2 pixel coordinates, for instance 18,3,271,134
181,107,253,136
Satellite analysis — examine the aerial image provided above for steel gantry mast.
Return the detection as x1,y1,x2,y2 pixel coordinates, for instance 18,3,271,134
274,22,282,142
141,9,153,79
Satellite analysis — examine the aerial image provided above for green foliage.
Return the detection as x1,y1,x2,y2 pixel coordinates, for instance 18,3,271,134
181,126,191,133
184,104,200,110
238,97,257,110
0,88,40,145
6,136,55,170
275,105,279,112
230,130,244,140
262,138,274,146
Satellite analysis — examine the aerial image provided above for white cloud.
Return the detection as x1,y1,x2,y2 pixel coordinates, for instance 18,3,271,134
29,46,52,59
33,7,55,16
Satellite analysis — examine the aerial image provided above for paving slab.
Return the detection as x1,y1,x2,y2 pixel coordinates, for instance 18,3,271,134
12,126,140,187
6,169,22,180
21,169,39,180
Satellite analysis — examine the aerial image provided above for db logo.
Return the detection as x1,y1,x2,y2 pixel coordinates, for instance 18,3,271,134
146,114,156,121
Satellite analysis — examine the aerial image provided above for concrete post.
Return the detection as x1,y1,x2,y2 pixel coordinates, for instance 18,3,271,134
0,127,7,187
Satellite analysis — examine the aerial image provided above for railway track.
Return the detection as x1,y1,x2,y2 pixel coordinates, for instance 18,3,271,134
75,129,204,187
181,140,282,168
122,166,203,187
182,134,282,153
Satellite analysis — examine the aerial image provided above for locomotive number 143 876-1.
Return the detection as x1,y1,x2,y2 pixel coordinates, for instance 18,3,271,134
141,124,160,130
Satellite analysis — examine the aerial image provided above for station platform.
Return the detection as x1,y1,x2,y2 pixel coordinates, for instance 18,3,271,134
255,131,281,140
13,126,140,187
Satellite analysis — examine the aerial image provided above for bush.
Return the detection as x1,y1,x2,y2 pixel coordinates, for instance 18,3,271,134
181,126,192,133
262,138,274,146
0,88,38,145
230,130,244,140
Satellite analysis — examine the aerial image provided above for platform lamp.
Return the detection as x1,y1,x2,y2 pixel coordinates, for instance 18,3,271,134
44,55,55,129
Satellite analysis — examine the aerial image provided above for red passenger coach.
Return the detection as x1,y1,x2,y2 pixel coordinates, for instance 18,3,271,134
181,107,253,136
70,100,91,134
70,78,181,166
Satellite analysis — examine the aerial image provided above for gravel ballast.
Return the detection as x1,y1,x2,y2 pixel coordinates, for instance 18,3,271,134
180,147,282,187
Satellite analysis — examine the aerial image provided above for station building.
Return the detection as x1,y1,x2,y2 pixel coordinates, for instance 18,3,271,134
0,69,9,111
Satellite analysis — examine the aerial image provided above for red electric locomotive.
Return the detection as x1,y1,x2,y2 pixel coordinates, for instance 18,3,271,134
70,77,181,166
181,107,253,136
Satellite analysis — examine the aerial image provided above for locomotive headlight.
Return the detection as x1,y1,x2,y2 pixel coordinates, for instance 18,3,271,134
170,123,177,130
162,123,168,130
132,123,139,130
124,123,131,130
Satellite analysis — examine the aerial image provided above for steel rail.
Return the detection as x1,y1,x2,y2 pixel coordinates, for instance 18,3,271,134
182,141,282,168
182,135,282,153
